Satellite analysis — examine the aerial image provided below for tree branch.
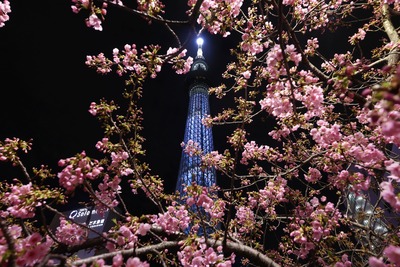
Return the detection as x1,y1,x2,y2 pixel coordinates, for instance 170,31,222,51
0,218,16,267
207,239,281,267
71,238,281,267
382,3,400,66
71,241,179,266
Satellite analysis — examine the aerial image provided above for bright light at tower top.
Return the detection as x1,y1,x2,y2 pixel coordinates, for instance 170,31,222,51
196,37,204,58
196,37,204,46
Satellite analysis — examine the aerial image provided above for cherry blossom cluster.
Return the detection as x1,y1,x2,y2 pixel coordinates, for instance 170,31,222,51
310,120,342,149
106,220,151,251
247,176,288,217
349,27,367,45
260,82,294,118
380,160,400,212
112,44,141,76
57,151,104,192
109,151,133,176
297,85,325,120
0,0,10,27
0,226,53,267
343,133,386,168
178,240,235,267
150,204,190,234
181,140,202,156
55,217,88,246
239,9,273,56
137,0,165,17
289,0,354,31
304,167,322,183
334,254,352,267
233,205,256,235
86,53,113,74
330,170,370,193
259,69,323,123
227,128,247,150
87,43,166,79
187,0,243,37
385,160,400,181
286,197,342,259
71,0,91,13
304,37,319,56
93,174,121,215
240,141,280,165
262,44,301,82
88,100,119,117
0,137,31,164
185,185,226,222
95,137,110,153
376,105,400,144
71,0,109,31
2,182,36,219
2,180,63,221
85,40,195,81
129,173,165,199
369,245,400,267
166,47,193,74
380,181,400,212
366,66,400,145
259,44,310,122
92,256,149,267
112,254,150,267
110,151,129,167
202,151,223,169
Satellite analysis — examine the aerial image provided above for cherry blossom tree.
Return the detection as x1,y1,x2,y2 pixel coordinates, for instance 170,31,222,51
1,0,400,266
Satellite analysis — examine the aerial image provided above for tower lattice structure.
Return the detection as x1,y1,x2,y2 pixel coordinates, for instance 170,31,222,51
176,38,217,196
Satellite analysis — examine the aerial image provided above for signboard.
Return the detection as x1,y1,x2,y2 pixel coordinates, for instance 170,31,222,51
49,206,118,259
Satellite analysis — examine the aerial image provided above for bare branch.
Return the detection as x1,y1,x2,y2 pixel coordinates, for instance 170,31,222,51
382,3,400,66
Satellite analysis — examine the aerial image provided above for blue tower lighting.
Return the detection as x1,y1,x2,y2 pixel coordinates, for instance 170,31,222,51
176,37,217,196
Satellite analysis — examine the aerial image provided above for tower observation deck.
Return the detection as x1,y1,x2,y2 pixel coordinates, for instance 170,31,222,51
175,38,217,196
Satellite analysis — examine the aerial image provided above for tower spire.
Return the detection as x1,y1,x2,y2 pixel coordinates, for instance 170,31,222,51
176,37,216,196
190,37,208,73
196,37,204,59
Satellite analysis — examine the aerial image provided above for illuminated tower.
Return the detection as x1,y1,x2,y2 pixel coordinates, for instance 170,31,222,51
176,37,216,195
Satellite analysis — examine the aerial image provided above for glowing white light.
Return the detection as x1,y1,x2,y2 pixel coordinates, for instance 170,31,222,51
196,37,204,58
196,37,204,46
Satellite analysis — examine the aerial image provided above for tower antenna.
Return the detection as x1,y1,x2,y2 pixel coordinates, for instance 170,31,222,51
196,37,204,58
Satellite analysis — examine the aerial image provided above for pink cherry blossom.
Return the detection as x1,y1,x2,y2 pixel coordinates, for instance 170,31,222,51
202,151,223,169
0,0,11,27
384,245,400,265
57,151,104,192
55,217,88,246
151,205,190,233
368,257,386,267
112,254,124,267
304,168,322,183
136,223,151,236
181,140,202,156
380,181,400,211
242,70,251,79
334,254,352,267
126,257,149,267
86,13,103,31
178,239,234,267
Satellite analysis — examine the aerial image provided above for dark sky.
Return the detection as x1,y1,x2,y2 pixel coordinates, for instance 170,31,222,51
0,0,232,193
0,1,372,219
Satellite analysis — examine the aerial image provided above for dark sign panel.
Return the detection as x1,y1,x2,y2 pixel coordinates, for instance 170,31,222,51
49,206,117,259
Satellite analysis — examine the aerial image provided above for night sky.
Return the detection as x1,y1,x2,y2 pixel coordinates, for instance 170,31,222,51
0,1,233,194
0,0,375,224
